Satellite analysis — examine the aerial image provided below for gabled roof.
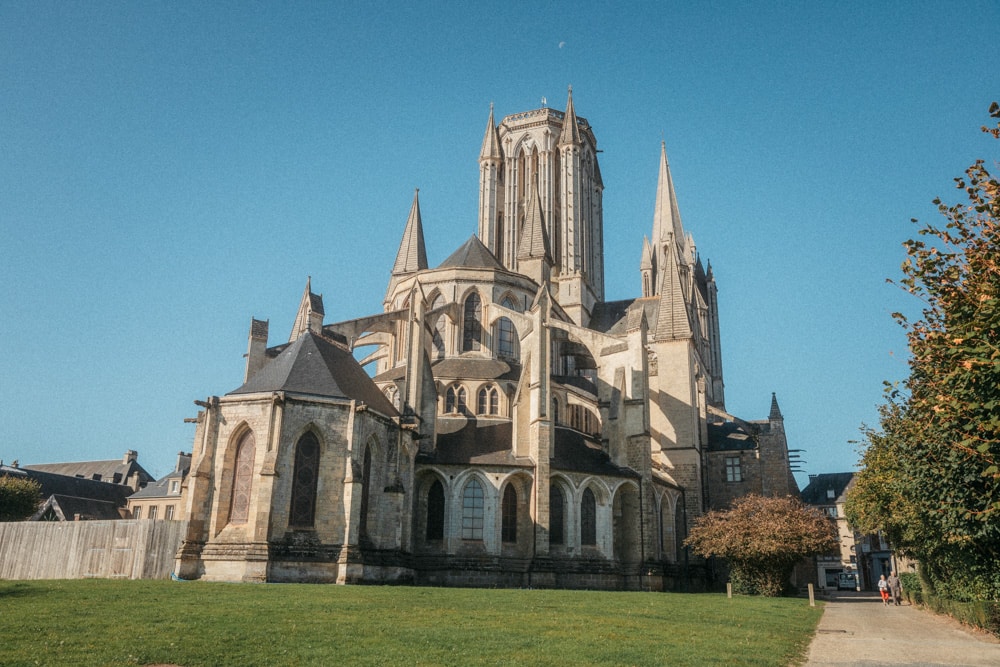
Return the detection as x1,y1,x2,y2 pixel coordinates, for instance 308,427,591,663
438,235,505,270
31,495,124,521
1,465,135,506
22,457,152,487
229,332,398,416
800,472,856,505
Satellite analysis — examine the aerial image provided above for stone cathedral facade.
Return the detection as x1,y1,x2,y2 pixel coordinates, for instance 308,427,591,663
174,89,797,589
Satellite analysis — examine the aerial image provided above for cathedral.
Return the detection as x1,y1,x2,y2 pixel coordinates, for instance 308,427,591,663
174,89,797,589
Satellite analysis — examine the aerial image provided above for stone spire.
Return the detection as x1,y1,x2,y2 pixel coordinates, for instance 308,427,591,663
479,102,502,162
769,392,783,421
289,277,324,342
651,141,686,293
654,242,692,341
517,177,552,262
517,176,553,286
558,85,581,146
392,189,429,275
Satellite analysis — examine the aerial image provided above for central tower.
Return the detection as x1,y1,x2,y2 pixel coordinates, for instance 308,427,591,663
477,87,605,326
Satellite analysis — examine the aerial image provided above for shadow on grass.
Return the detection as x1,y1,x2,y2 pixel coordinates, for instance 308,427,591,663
0,582,36,599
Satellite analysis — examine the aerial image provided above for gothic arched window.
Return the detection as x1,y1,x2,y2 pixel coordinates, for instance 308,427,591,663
289,431,320,528
550,485,565,545
461,478,484,540
462,293,482,352
581,487,597,546
501,485,518,543
426,479,445,541
497,297,519,361
228,431,255,525
446,385,467,414
477,385,500,416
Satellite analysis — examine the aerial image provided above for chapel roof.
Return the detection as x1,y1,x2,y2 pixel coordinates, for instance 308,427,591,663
229,331,398,416
438,235,505,271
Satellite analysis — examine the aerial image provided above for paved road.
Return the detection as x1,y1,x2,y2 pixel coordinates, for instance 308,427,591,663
803,590,1000,666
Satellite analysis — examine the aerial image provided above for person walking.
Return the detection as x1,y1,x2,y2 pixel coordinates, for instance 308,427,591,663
878,574,890,606
887,571,903,606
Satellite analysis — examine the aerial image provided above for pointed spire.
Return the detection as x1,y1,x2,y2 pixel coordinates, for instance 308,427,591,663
392,189,429,275
517,176,552,262
479,102,502,162
289,277,325,342
651,142,686,271
654,242,692,341
640,236,653,270
558,85,581,146
769,392,783,421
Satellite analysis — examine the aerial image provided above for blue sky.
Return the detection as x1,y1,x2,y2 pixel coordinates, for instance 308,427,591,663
2,2,998,482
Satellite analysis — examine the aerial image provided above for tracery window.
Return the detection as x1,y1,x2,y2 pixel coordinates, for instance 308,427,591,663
461,478,485,540
289,431,320,528
462,293,482,352
477,385,499,416
550,485,565,545
581,487,597,546
446,385,467,413
501,485,517,543
228,431,255,525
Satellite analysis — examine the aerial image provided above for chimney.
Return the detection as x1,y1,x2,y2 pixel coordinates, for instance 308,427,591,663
123,450,137,464
245,318,269,382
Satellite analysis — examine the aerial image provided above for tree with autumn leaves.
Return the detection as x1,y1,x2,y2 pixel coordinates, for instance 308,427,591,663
685,494,836,596
846,103,1000,601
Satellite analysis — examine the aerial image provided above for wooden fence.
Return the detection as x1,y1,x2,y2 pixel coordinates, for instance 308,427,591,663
0,520,188,580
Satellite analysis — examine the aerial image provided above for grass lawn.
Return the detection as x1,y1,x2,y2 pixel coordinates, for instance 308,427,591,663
0,579,822,666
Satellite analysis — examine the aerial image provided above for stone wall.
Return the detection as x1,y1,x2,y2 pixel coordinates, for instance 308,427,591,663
0,520,187,580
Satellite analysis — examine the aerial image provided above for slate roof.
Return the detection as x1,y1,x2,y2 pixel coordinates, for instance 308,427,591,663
431,357,521,382
588,298,638,334
437,235,505,270
230,332,398,417
706,421,758,452
553,428,639,478
23,457,153,487
424,418,525,466
31,494,124,521
420,418,637,479
800,472,856,505
0,465,135,507
129,453,190,500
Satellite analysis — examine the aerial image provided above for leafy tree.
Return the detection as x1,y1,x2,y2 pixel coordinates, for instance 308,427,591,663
0,475,43,521
684,494,836,596
846,103,1000,601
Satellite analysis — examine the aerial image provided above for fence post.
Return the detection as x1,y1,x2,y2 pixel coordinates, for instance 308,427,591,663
808,583,815,607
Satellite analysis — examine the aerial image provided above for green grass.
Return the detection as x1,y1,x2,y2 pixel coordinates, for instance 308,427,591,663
0,580,822,666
